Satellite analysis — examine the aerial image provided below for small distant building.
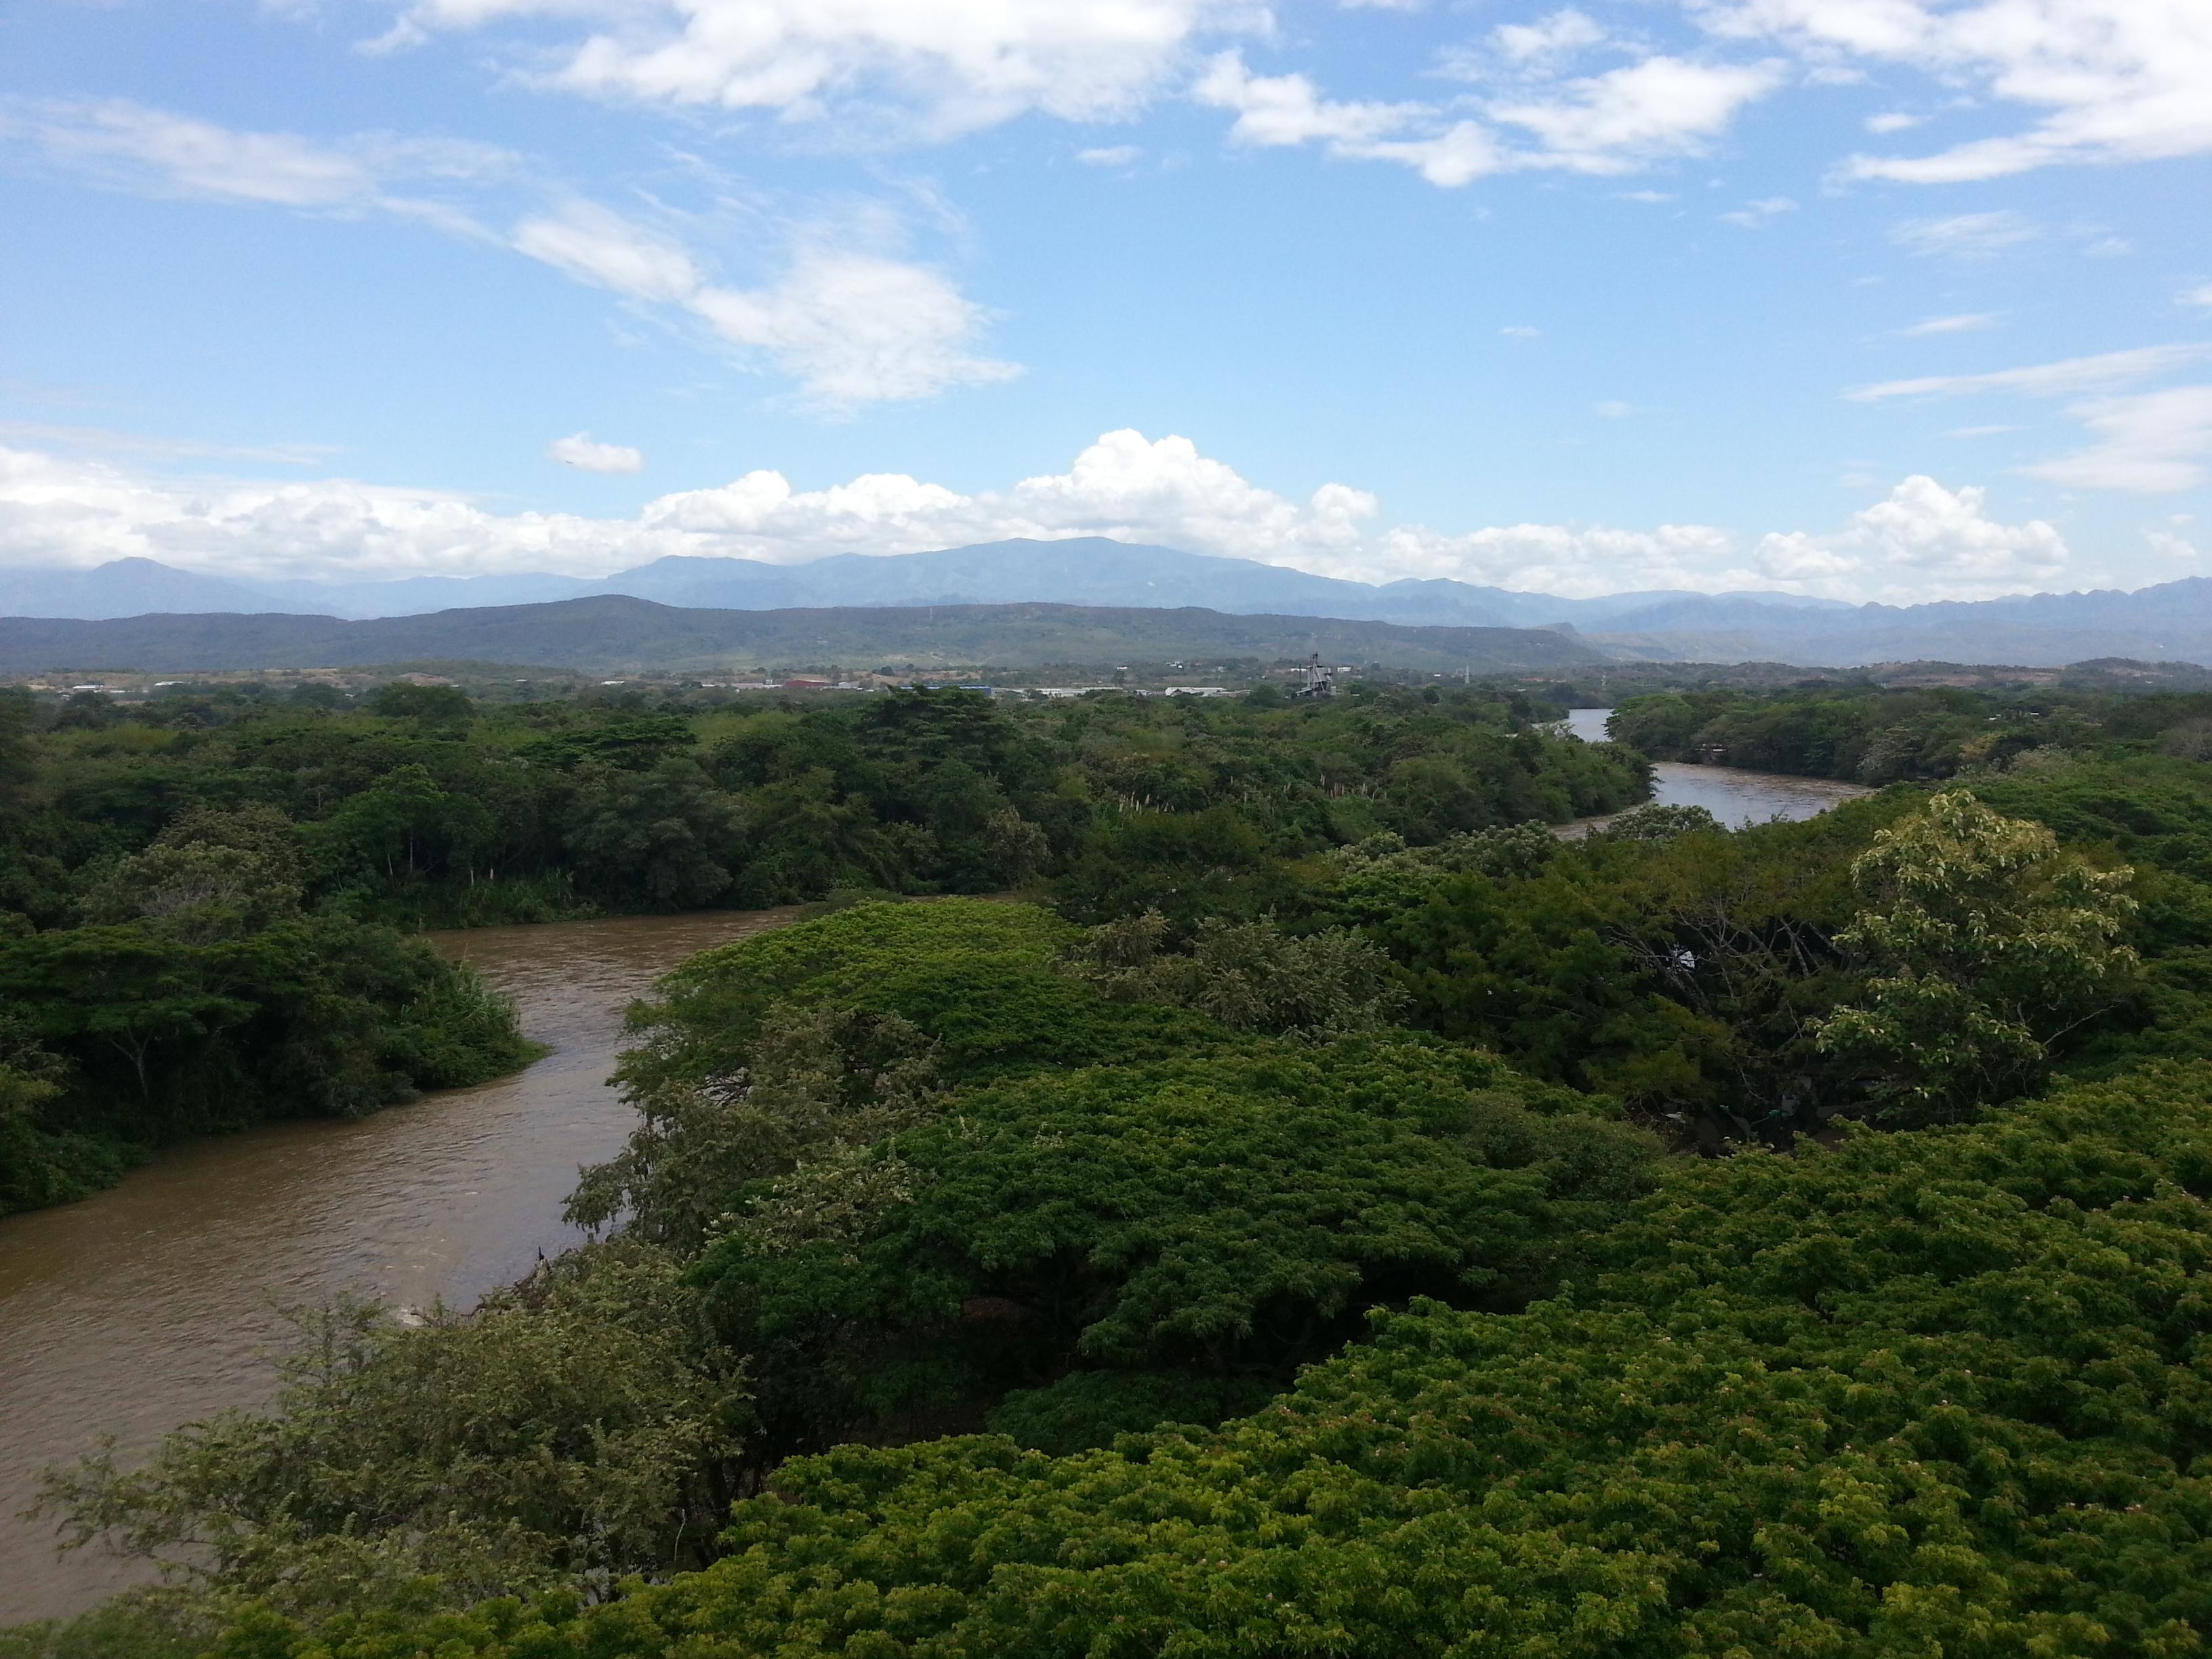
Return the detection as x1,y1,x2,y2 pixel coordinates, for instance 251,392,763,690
1164,686,1233,697
781,677,832,689
1292,655,1335,699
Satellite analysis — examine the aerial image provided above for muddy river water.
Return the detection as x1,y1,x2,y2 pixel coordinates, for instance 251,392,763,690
0,909,801,1623
0,719,1870,1622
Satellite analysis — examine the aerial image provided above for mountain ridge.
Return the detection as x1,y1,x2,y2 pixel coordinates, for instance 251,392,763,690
4,539,2211,667
0,596,1610,676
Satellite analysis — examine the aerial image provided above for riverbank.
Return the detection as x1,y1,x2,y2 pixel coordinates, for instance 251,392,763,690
0,745,1870,1623
0,907,805,1625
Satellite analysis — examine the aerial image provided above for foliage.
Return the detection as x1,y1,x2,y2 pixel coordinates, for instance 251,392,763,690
1062,909,1410,1035
39,678,2212,1652
1818,790,2139,1123
36,1244,746,1619
207,1061,2212,1658
687,1034,1657,1465
984,1370,1277,1456
567,1000,940,1254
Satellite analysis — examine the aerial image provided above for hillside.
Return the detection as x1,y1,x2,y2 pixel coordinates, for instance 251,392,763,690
0,596,1607,675
16,543,2212,668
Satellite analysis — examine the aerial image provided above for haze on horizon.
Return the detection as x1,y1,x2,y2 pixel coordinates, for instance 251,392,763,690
1,0,2207,609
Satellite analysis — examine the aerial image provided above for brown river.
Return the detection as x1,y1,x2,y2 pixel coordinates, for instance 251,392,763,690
0,721,1869,1623
0,909,803,1624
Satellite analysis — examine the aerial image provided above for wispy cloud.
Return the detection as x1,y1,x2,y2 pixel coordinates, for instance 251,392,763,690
1845,345,2206,403
1708,0,2212,183
359,0,1258,141
0,420,341,468
2025,386,2212,493
1719,195,1795,228
1898,312,2001,337
547,433,645,474
1193,47,1783,187
1889,211,2038,259
0,98,1017,411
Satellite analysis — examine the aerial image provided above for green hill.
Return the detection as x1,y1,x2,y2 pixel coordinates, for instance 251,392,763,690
0,596,1605,675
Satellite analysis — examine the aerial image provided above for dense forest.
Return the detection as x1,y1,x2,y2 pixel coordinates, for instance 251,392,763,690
0,678,1642,1214
12,674,2212,1657
1608,679,2212,783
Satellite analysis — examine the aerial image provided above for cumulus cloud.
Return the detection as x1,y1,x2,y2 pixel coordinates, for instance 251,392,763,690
548,433,645,474
1754,476,2070,601
5,430,2118,605
2183,283,2212,310
0,100,1015,411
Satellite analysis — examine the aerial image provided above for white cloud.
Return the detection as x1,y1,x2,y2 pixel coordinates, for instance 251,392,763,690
1,100,1015,411
0,431,1739,594
691,247,1021,409
1193,47,1780,186
1864,111,1920,134
1754,475,2070,600
0,433,2139,603
1719,194,1795,227
0,94,514,216
2024,386,2212,492
365,0,1263,139
1898,312,1999,337
1700,0,2212,182
1076,144,1141,166
2182,283,2212,310
1595,400,1633,418
1845,345,2207,403
1888,210,2039,259
1194,54,1425,148
512,201,1017,409
1486,55,1785,171
547,433,645,474
512,200,703,304
1500,325,1542,340
1492,9,1608,66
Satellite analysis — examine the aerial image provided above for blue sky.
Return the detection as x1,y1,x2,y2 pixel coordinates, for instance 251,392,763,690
1,0,2208,602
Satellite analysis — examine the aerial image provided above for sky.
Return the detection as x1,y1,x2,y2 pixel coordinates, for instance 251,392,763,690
1,0,2209,605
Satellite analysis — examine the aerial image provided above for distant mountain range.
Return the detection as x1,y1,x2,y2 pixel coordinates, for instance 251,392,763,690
0,539,1849,632
3,538,2211,668
0,597,1607,677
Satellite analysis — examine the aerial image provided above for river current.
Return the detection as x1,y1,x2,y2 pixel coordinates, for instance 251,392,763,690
0,717,1869,1622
